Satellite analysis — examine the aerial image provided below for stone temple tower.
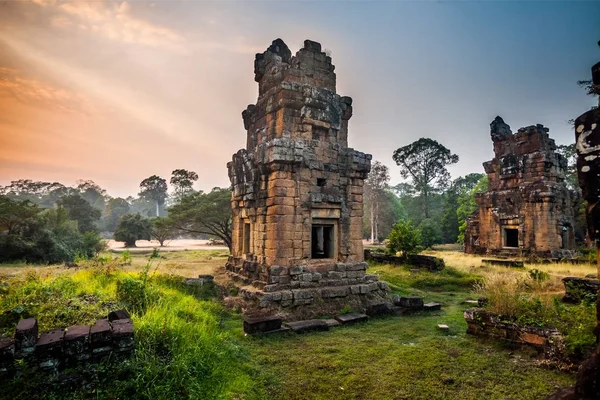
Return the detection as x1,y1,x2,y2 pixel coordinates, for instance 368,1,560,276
465,117,576,258
225,39,388,313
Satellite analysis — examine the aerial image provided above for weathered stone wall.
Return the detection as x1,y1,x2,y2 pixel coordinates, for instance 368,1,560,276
226,39,387,314
465,117,576,258
0,312,133,378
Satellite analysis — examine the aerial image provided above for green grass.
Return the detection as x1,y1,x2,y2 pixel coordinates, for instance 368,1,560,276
0,262,267,400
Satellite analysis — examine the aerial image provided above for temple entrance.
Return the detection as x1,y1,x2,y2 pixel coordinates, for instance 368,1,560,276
311,224,335,259
503,227,519,248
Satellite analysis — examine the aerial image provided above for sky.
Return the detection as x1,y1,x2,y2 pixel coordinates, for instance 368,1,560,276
0,0,598,198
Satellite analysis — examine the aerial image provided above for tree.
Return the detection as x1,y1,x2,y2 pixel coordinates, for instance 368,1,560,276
75,179,107,210
168,187,232,250
392,138,459,219
103,197,130,232
151,217,177,246
56,194,101,233
457,175,488,243
440,173,485,243
114,214,152,247
386,220,421,255
418,218,443,248
0,196,40,235
139,175,168,217
556,144,578,191
0,180,73,207
170,169,198,203
364,161,390,244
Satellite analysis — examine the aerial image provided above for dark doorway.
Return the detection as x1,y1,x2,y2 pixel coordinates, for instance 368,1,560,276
311,224,334,259
504,228,519,248
243,223,251,254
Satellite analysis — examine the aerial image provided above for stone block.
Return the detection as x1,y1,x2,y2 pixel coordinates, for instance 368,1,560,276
335,313,368,325
366,303,393,317
36,328,65,370
285,319,329,333
90,319,112,360
394,296,424,309
423,302,442,311
63,325,90,364
108,309,131,322
244,315,283,334
324,319,341,328
112,319,134,353
15,318,38,358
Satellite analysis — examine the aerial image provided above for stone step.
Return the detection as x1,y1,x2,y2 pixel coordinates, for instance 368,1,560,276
243,315,283,334
324,319,342,328
335,313,368,325
393,295,424,309
285,319,329,334
423,302,441,311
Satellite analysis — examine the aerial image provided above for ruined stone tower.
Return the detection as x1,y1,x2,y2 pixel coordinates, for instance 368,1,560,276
464,117,576,258
225,39,388,313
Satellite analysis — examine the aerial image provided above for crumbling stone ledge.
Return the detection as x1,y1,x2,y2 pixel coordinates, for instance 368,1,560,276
464,309,564,359
364,250,445,271
0,310,134,379
562,277,600,303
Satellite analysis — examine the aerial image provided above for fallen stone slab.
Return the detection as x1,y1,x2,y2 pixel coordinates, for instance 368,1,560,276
324,319,341,328
562,276,600,303
423,302,441,311
481,259,524,268
394,296,424,309
391,306,420,316
463,300,480,306
243,315,282,334
285,320,329,334
108,309,131,322
334,313,368,325
259,327,291,335
366,303,393,317
437,324,449,331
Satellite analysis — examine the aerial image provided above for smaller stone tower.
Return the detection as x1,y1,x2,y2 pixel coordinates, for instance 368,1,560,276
225,39,388,314
465,117,576,258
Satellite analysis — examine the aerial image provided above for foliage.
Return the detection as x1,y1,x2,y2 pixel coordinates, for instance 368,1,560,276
364,161,390,243
0,179,73,207
440,174,486,243
168,187,233,250
457,175,488,243
139,175,168,217
75,179,107,210
0,269,267,399
0,195,40,235
387,220,421,255
392,138,459,218
56,193,101,233
114,213,152,247
151,216,177,246
102,197,131,232
418,218,443,249
170,169,199,203
528,268,550,282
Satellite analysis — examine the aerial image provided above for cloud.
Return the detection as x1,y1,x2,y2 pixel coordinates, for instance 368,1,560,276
31,0,184,50
0,67,92,114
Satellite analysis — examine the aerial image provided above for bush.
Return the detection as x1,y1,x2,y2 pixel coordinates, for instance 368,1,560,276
114,213,152,247
418,218,442,249
386,220,421,255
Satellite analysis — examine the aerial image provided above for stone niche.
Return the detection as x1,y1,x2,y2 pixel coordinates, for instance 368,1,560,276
225,39,388,315
464,117,576,258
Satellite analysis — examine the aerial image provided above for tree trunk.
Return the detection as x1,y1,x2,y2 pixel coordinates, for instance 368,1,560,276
155,201,159,217
370,201,375,244
375,201,380,243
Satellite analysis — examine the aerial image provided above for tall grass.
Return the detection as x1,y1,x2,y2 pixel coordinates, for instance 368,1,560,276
0,262,266,400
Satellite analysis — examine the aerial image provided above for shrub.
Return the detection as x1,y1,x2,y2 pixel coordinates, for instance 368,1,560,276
418,218,442,249
528,268,549,282
114,214,152,247
387,220,421,255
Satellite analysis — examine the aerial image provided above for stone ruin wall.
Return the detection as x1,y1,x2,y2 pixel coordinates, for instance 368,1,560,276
465,117,576,258
225,39,388,313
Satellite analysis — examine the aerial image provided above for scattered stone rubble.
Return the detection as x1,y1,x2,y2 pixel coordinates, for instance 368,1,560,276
464,309,565,360
225,38,388,316
562,277,600,303
243,295,442,335
465,117,576,258
0,310,134,378
363,250,445,271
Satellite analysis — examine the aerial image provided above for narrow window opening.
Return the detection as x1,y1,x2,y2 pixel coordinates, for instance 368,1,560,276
317,178,326,187
243,222,251,254
503,228,519,248
311,224,334,259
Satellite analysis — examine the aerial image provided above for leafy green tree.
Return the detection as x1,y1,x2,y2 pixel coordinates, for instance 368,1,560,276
364,161,390,243
418,218,443,248
0,180,73,207
457,175,488,243
0,196,40,235
386,220,421,255
392,138,459,219
56,194,101,233
75,179,107,210
114,214,152,247
151,217,177,246
103,197,130,232
168,187,232,250
170,169,199,203
139,175,168,217
440,173,485,243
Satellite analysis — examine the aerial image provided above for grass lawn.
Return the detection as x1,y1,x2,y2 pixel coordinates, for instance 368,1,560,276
0,249,588,399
